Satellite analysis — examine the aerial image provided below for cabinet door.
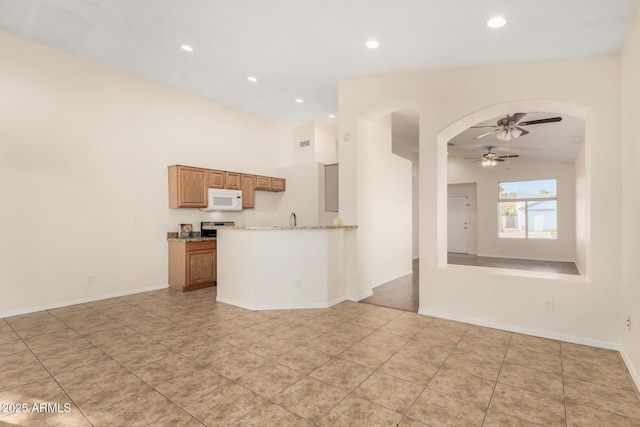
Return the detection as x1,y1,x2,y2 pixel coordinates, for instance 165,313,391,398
255,176,272,190
271,178,286,192
169,166,207,208
241,174,256,209
186,249,215,287
225,172,242,190
209,170,225,189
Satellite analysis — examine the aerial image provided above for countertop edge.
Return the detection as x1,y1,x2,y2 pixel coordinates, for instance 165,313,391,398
167,237,217,242
216,225,358,230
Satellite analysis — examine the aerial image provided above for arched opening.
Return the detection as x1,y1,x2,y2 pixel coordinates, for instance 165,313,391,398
352,100,421,311
437,101,590,277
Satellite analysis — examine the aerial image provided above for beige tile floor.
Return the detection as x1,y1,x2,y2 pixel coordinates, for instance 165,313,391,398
1,287,639,426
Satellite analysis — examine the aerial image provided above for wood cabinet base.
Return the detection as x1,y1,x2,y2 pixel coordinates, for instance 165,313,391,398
168,240,217,291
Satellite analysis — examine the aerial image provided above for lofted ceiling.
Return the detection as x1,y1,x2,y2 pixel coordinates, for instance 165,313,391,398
448,112,585,164
0,0,638,126
392,110,585,165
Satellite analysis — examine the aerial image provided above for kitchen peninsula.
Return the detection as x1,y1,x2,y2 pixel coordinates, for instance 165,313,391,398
215,225,357,310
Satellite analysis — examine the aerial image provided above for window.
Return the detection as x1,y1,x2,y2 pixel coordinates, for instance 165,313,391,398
498,179,557,239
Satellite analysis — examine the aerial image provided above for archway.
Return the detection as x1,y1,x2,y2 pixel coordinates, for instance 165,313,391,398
435,100,590,277
351,100,421,310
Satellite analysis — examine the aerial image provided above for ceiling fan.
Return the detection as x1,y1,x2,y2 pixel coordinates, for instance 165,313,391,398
471,113,562,141
466,146,519,167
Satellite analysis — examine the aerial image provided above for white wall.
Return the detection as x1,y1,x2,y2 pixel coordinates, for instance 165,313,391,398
292,119,337,166
620,7,640,388
339,57,621,351
315,119,338,164
272,163,339,228
448,157,577,262
292,120,316,165
0,31,292,316
447,182,478,255
217,229,349,310
367,115,413,287
412,173,420,259
574,143,588,275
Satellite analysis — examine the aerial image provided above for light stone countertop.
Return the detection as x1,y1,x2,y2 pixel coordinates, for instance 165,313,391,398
166,225,357,242
215,225,358,230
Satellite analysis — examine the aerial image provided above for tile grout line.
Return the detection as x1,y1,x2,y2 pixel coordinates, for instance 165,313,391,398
8,318,97,427
479,331,512,426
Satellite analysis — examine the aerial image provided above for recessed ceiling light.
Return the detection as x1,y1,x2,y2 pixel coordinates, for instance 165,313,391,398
181,44,194,52
365,40,379,49
295,99,304,104
487,17,506,29
247,76,258,82
329,114,336,119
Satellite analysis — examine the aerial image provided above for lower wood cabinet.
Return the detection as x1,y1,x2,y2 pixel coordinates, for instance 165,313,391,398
168,240,216,291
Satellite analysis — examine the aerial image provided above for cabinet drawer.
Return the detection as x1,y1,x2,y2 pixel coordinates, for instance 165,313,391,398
186,240,216,252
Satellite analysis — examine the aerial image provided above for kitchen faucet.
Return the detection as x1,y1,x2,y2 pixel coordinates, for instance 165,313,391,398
289,212,297,227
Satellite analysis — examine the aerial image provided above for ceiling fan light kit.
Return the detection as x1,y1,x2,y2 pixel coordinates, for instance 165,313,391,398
466,146,520,168
472,113,562,141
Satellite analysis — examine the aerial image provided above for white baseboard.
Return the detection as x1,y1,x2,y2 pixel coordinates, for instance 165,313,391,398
419,308,619,350
619,347,640,392
0,284,169,319
216,296,346,311
347,290,373,302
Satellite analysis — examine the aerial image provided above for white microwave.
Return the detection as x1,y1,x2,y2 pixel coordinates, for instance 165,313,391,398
201,189,243,211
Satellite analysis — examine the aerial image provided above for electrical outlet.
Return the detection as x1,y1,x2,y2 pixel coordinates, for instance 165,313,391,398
544,298,554,312
87,274,95,285
627,316,632,330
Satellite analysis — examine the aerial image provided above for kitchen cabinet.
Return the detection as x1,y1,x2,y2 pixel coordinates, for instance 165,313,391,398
168,240,216,291
209,170,225,189
169,165,285,208
168,165,207,208
241,174,256,209
225,172,242,190
271,178,286,191
255,176,286,192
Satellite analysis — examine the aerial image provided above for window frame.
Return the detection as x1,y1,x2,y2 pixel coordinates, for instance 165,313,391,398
497,179,558,240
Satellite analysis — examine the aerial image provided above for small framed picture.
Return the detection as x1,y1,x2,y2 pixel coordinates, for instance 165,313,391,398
179,224,192,238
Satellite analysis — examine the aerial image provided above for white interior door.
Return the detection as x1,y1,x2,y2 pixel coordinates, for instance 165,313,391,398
448,195,469,254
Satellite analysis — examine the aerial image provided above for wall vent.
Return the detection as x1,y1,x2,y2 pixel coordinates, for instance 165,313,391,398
299,140,310,148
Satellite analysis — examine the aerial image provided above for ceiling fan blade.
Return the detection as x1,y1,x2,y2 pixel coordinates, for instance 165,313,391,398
519,117,562,126
495,158,506,162
473,129,500,139
510,112,527,124
470,125,499,128
515,127,530,136
497,154,520,159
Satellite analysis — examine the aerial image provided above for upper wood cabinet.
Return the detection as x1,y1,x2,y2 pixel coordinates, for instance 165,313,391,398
168,165,207,208
255,176,271,190
241,174,256,209
209,170,225,189
225,172,242,190
255,176,286,192
271,178,286,192
169,165,284,208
